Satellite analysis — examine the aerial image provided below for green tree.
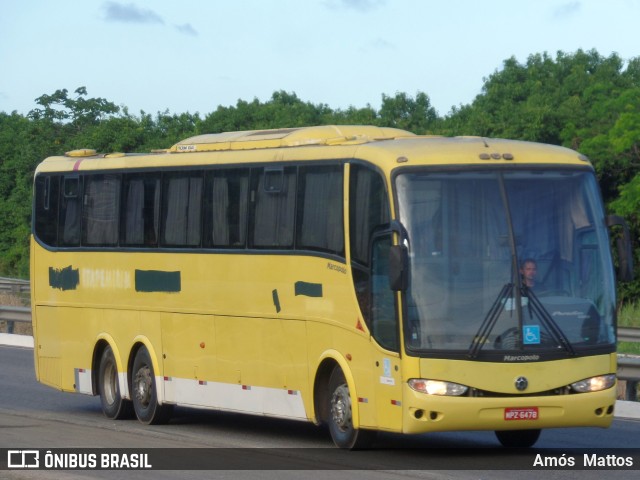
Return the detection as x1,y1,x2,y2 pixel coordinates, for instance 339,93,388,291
200,91,332,133
330,104,378,125
378,92,437,134
0,112,48,276
443,50,638,144
29,86,119,128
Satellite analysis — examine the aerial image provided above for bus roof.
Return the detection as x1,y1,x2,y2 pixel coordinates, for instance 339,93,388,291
35,125,592,174
168,125,415,152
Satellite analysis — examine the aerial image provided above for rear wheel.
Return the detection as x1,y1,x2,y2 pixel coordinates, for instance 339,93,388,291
131,346,173,425
495,429,541,448
327,367,375,449
98,345,133,419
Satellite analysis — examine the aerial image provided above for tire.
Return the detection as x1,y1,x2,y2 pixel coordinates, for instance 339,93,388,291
131,346,173,425
98,346,133,420
495,429,541,448
327,367,375,449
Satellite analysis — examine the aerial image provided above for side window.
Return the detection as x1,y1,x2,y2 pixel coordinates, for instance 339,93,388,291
34,175,60,246
58,176,82,247
121,173,160,247
83,174,121,246
349,164,390,326
161,172,203,247
371,233,399,351
203,169,249,248
349,164,390,266
296,165,344,256
250,166,296,248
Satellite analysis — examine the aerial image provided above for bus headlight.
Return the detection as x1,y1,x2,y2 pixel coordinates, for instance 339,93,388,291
570,374,616,393
408,379,468,396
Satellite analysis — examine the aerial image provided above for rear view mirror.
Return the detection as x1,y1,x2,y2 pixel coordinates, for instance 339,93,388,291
606,215,634,282
389,244,409,291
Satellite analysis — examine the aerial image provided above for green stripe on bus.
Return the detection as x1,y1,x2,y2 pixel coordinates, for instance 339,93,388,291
135,270,181,293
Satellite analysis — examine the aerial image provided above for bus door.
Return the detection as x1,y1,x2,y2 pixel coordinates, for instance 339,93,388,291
369,232,403,431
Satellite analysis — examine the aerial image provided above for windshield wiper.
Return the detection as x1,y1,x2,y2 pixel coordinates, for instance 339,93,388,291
523,287,576,356
468,284,577,357
468,283,512,358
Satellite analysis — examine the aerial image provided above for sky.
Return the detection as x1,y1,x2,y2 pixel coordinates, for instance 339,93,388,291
1,0,640,118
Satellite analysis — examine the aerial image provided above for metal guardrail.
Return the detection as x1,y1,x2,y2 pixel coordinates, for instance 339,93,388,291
0,277,30,295
0,277,30,334
618,355,640,379
619,327,640,342
618,355,640,401
0,305,31,322
617,327,640,400
0,306,31,334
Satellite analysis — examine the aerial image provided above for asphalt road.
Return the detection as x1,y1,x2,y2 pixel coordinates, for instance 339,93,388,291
1,343,639,480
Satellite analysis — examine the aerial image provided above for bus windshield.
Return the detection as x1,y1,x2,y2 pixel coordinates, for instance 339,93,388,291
395,169,617,358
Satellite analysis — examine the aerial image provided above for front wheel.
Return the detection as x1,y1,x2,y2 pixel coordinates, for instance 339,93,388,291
495,429,541,448
98,345,133,419
327,367,375,449
131,347,173,425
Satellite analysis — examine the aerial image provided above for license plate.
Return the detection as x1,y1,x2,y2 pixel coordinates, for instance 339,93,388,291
504,407,539,420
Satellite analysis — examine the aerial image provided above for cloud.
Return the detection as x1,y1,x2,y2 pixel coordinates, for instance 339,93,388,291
101,2,198,38
359,37,395,53
102,1,164,24
175,23,198,37
553,1,582,19
371,37,394,50
325,0,386,12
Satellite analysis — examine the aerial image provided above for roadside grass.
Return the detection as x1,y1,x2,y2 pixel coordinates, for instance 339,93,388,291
618,301,640,328
618,342,640,355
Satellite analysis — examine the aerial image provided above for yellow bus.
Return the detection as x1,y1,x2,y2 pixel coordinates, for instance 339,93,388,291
31,125,632,448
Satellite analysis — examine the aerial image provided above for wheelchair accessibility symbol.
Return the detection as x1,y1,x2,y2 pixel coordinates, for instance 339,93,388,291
523,325,541,345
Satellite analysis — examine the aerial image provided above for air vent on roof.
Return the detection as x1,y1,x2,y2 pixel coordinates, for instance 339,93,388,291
247,128,301,137
65,149,97,157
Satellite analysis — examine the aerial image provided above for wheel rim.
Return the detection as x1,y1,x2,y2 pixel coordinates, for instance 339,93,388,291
134,364,153,408
102,360,118,405
330,384,352,432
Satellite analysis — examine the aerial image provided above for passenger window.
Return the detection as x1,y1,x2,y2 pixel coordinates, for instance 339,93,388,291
161,172,203,247
203,169,249,248
296,165,344,256
58,176,82,247
121,174,160,247
34,175,60,246
83,174,121,246
250,167,296,248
